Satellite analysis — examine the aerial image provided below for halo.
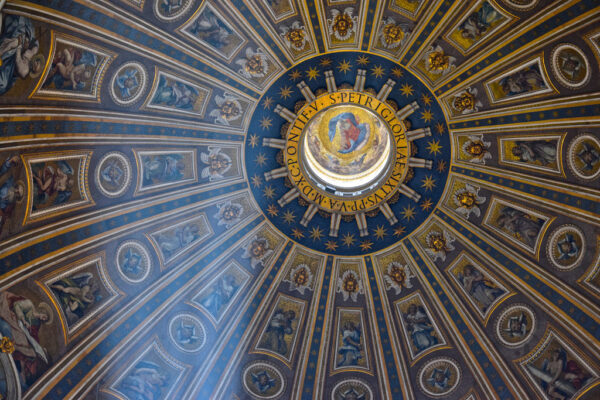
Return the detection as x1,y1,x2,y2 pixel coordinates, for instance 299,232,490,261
29,54,46,79
37,302,54,325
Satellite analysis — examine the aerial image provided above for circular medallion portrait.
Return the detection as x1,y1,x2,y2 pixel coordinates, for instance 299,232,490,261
110,62,148,106
546,225,585,270
551,44,591,88
168,313,206,353
154,0,194,21
505,0,539,10
242,362,285,399
418,358,460,397
495,304,535,347
331,379,373,400
116,240,152,283
95,152,132,198
568,134,600,180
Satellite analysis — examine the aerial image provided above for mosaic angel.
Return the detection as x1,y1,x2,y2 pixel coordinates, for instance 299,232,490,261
50,272,101,324
44,46,98,92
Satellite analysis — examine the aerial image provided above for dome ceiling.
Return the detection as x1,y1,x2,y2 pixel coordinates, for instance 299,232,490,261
0,0,598,399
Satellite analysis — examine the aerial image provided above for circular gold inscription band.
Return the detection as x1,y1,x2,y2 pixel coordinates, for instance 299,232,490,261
285,90,409,214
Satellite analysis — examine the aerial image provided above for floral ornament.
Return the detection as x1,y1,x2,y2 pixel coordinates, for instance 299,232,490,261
209,93,243,125
451,87,481,115
462,135,492,164
379,17,408,50
236,47,269,79
242,235,273,269
453,184,486,219
337,270,364,302
425,230,455,262
328,8,357,41
214,200,244,229
383,262,414,295
200,147,232,181
0,336,14,354
425,45,455,75
286,263,314,295
281,21,308,51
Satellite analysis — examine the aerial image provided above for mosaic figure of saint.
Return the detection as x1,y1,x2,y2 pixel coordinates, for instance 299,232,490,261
118,360,168,400
156,222,201,260
0,155,23,235
404,304,438,352
0,291,51,389
458,2,501,41
174,319,200,346
152,77,198,111
199,274,239,320
188,7,232,50
495,206,544,248
142,154,185,185
457,264,504,313
539,348,592,400
261,308,295,355
511,140,557,165
499,64,546,97
577,142,599,172
337,321,362,367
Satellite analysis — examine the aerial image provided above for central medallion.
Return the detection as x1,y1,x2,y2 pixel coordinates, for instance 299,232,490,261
246,52,451,255
286,91,409,213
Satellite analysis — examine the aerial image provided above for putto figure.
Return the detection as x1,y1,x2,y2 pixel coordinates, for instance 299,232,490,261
328,8,357,42
0,15,43,95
